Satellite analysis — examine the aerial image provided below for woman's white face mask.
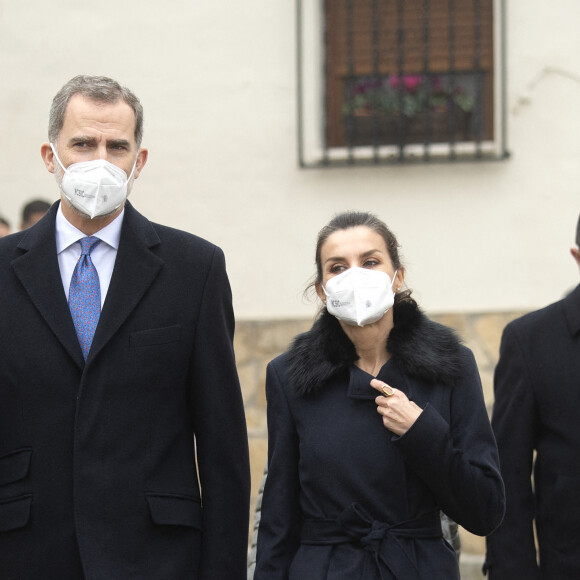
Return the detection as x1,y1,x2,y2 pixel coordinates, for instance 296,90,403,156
323,267,398,327
51,143,136,219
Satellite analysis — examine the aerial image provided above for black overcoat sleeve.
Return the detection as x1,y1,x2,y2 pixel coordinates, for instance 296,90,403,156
395,348,505,536
484,324,542,579
254,359,301,579
189,246,251,579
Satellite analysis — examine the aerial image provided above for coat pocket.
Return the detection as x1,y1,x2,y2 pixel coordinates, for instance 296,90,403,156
145,493,202,529
0,494,32,532
130,325,182,348
0,448,32,486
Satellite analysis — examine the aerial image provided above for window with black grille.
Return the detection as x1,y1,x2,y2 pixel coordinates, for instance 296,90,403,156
297,0,508,166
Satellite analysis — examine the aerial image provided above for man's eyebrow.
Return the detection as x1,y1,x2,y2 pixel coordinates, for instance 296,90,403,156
69,136,96,145
67,137,132,148
107,139,131,148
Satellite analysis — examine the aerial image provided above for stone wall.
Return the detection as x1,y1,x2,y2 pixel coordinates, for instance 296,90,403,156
237,310,527,574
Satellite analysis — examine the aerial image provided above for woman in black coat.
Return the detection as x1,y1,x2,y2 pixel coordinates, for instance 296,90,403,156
254,211,505,580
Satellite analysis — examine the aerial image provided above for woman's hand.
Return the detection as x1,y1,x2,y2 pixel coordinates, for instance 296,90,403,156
370,379,423,436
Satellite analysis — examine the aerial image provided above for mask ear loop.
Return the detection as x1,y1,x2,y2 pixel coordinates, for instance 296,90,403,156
371,268,399,323
126,156,138,184
50,143,77,209
49,143,68,174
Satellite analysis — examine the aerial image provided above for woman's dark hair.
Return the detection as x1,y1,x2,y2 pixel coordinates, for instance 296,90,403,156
308,210,412,304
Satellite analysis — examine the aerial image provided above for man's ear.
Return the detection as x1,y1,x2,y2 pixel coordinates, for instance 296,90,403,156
570,247,580,271
133,147,148,179
40,142,56,173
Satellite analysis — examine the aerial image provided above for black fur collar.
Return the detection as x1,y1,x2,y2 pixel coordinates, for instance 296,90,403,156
287,299,465,395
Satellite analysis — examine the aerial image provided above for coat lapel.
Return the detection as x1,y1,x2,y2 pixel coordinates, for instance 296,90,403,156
87,203,163,363
11,202,85,369
347,360,412,400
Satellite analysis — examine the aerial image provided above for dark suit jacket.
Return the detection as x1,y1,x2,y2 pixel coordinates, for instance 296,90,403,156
485,285,580,579
0,202,250,579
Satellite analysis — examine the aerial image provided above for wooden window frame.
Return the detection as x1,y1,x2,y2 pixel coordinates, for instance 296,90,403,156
296,0,508,167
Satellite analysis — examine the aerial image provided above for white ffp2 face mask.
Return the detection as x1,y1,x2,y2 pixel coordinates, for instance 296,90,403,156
323,267,398,327
51,143,136,219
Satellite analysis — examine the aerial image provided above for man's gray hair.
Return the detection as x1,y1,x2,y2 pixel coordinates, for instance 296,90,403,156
48,75,144,147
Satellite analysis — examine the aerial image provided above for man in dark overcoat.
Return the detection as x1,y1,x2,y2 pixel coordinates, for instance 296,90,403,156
484,215,580,579
0,75,250,579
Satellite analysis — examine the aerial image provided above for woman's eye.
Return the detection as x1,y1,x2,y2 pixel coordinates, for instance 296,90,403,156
330,264,346,273
363,259,379,267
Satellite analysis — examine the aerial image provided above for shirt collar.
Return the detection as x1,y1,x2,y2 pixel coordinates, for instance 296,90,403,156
56,203,124,254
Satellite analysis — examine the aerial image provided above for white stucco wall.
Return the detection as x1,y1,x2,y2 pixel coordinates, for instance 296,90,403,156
1,0,579,320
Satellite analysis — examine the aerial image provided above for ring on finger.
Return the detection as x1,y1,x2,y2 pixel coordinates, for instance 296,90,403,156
381,385,395,397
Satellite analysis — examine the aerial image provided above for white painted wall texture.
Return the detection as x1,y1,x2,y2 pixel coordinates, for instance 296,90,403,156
1,0,579,320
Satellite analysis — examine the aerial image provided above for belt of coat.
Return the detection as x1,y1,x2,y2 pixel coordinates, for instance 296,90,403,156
300,503,442,580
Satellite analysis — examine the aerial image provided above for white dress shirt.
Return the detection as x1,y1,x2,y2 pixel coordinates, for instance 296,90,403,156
56,204,124,308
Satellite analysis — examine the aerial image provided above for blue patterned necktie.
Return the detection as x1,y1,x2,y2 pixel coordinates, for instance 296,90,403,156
69,236,102,360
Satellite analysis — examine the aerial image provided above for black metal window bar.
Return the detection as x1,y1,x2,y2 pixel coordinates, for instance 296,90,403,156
297,0,508,167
